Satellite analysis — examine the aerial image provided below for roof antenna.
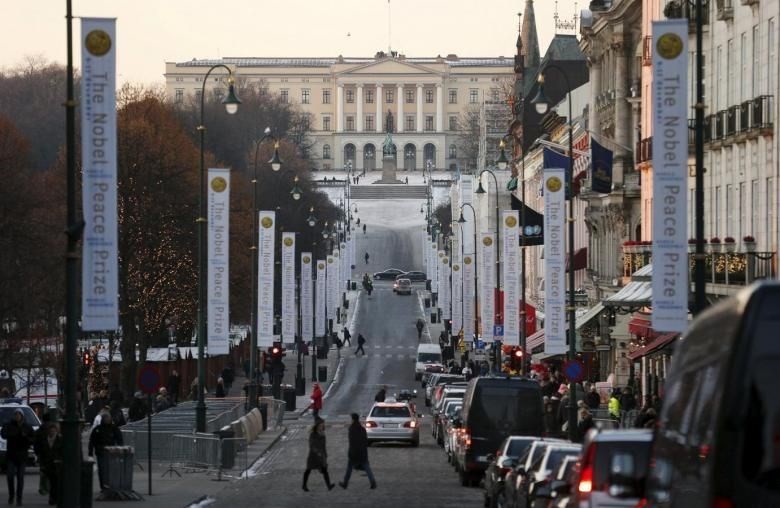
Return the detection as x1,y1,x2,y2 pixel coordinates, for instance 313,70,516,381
387,0,392,55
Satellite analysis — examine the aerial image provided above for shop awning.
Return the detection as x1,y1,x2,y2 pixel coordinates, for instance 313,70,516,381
522,303,604,352
628,313,656,337
627,332,679,360
566,247,588,272
526,328,546,351
605,281,652,307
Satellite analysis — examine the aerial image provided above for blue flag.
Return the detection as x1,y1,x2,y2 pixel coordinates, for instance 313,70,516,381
591,138,613,194
542,147,572,199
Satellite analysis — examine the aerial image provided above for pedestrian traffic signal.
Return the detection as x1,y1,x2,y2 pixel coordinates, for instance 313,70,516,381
82,351,91,367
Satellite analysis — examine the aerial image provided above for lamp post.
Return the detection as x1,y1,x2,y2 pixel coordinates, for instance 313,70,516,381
249,128,282,410
62,2,82,505
458,203,479,345
693,0,706,314
195,64,241,432
531,64,577,442
475,166,504,372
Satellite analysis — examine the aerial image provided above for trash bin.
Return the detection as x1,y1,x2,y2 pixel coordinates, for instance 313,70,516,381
318,366,328,382
214,426,236,469
258,402,268,431
431,312,438,324
81,458,94,508
424,297,431,308
426,280,432,290
282,384,297,411
351,282,357,290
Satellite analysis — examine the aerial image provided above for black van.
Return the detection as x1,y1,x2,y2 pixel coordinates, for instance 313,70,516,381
454,376,543,486
646,281,780,507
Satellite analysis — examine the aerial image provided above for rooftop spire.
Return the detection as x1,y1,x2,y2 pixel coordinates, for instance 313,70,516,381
521,0,540,70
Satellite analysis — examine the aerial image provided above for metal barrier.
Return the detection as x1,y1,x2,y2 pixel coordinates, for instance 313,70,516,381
165,434,250,479
621,410,640,428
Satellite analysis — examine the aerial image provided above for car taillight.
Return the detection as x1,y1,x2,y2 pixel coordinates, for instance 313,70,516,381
578,443,596,494
712,498,734,508
403,421,418,428
499,466,512,475
365,421,378,428
463,428,471,448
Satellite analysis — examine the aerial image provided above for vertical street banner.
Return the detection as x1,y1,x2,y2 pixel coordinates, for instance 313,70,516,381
258,211,276,347
301,253,313,342
81,18,118,331
502,211,520,346
432,243,440,293
332,249,341,318
440,255,451,320
543,168,567,355
340,242,348,287
326,255,336,320
452,262,463,334
462,254,475,341
281,233,296,341
422,230,428,275
315,260,326,337
461,178,474,254
207,169,230,355
652,20,689,333
480,233,496,342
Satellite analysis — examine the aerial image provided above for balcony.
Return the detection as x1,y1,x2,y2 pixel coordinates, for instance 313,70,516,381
689,250,776,286
716,0,734,19
681,0,711,28
636,137,652,164
726,105,738,136
707,96,774,145
751,95,774,133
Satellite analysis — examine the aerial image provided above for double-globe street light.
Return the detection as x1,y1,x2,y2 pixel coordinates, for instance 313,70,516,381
196,65,241,432
530,65,577,442
248,127,283,410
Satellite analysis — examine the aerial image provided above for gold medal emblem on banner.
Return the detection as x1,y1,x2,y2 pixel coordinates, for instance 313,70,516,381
210,177,227,193
85,30,112,56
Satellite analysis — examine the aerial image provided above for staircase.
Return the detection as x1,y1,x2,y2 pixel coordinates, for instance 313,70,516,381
350,185,428,200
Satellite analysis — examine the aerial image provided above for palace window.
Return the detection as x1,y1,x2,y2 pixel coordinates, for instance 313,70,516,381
386,89,394,103
280,89,289,103
425,89,434,103
323,144,331,159
449,116,458,131
346,89,354,103
405,115,414,131
346,116,355,131
469,89,479,104
449,144,457,159
174,89,184,104
322,89,331,104
406,89,414,103
365,115,374,131
302,89,310,104
322,116,331,131
448,89,457,104
425,116,434,131
366,89,374,103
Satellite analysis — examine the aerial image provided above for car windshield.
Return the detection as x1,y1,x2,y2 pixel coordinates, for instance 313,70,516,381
418,353,441,363
371,406,411,418
506,438,534,458
445,404,462,417
546,449,581,475
593,441,651,491
0,407,39,427
471,384,543,436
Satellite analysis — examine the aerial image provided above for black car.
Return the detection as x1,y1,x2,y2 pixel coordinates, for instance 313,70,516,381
397,271,427,282
373,268,405,280
483,436,538,508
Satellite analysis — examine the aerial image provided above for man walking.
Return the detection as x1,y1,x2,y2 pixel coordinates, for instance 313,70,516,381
338,413,377,490
416,318,425,340
355,334,367,356
342,327,352,347
2,409,33,505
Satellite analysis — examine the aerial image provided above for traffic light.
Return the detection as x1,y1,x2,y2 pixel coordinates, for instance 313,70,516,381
270,342,283,363
512,348,524,370
82,351,91,367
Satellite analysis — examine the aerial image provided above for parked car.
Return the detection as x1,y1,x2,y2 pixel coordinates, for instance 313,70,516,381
365,399,420,447
536,456,579,508
646,281,780,507
0,403,41,470
563,428,653,507
444,408,464,464
415,344,443,380
521,443,581,508
398,270,427,282
373,268,405,280
424,373,464,405
484,436,539,508
430,382,467,417
395,278,413,295
433,397,464,444
455,377,544,487
435,400,463,446
499,438,567,508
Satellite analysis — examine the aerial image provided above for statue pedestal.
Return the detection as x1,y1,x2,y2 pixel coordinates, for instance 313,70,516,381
374,155,403,184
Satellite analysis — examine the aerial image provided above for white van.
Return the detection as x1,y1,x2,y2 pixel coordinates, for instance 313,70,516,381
415,343,443,380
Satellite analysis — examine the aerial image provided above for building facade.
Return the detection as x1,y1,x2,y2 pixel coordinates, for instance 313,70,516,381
164,53,513,172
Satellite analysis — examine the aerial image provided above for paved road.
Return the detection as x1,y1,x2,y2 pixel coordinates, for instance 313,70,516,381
208,201,483,507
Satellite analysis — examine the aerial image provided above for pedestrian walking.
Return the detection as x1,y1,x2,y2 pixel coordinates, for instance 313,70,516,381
363,224,366,234
154,387,172,413
221,364,235,393
374,386,386,403
128,391,148,422
167,369,181,404
88,411,123,491
2,409,33,505
302,417,335,491
416,318,425,340
305,382,323,419
342,327,352,346
364,251,370,264
355,334,367,356
338,413,377,490
585,384,601,409
215,377,226,398
34,422,62,506
608,389,622,420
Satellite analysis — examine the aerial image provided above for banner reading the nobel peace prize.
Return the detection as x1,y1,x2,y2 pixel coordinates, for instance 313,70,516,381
258,211,276,347
462,255,475,341
440,255,451,320
315,260,326,337
502,211,520,346
543,168,567,355
431,243,439,293
422,230,428,274
331,250,340,318
301,253,313,342
652,20,689,333
452,262,463,334
480,233,496,343
326,255,336,321
206,169,230,355
281,233,296,341
81,18,118,331
340,242,348,287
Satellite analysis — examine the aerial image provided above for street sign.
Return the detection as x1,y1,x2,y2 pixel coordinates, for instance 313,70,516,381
562,360,585,383
474,349,486,361
475,339,485,350
493,324,504,337
137,365,162,395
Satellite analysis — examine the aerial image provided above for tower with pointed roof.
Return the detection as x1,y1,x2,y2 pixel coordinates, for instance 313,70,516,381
520,0,541,80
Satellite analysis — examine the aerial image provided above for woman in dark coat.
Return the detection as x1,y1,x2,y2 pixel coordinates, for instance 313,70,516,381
302,417,335,491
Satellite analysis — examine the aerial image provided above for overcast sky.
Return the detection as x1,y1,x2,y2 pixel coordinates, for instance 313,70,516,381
1,0,581,85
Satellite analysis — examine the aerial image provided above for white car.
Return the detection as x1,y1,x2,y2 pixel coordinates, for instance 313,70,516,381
365,399,420,447
414,344,442,381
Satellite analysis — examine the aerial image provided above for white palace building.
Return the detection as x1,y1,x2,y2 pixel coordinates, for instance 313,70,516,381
164,52,514,172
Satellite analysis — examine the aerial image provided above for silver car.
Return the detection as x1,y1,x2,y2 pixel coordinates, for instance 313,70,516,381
365,400,420,447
